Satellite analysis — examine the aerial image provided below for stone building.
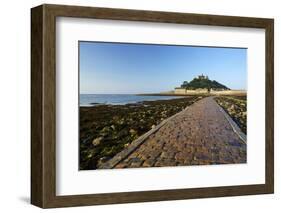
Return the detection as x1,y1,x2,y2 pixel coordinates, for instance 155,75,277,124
174,88,208,95
197,74,209,80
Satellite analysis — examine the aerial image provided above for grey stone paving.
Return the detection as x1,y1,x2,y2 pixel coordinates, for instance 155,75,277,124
110,97,247,168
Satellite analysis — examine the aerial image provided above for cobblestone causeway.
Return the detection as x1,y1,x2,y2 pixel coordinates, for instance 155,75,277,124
113,97,247,168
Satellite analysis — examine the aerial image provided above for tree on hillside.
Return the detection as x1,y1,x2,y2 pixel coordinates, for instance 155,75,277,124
180,75,229,90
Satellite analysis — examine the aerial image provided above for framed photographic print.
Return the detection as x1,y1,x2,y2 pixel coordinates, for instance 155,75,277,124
31,4,274,208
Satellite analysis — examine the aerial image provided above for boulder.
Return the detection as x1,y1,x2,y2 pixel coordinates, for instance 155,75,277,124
92,137,103,146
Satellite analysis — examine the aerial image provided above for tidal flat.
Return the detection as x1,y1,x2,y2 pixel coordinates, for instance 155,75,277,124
79,96,203,170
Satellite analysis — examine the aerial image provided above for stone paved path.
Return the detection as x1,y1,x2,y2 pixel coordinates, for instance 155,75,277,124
113,97,247,168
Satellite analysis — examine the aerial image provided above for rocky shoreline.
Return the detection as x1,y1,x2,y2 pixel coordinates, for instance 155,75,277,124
79,96,203,170
214,96,247,134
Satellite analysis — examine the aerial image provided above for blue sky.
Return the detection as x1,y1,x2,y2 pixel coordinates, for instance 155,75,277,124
79,41,247,94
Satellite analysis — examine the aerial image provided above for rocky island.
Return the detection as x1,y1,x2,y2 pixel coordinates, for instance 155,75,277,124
174,74,229,93
139,74,246,96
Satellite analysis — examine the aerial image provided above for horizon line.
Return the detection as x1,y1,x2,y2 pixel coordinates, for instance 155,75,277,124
80,89,247,95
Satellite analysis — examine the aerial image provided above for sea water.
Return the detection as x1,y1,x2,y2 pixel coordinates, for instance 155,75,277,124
80,94,184,106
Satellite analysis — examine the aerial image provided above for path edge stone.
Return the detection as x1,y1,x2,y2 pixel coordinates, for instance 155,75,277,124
216,101,247,143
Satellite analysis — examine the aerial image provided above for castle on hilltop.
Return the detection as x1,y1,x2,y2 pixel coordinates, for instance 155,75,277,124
197,74,209,80
174,74,229,95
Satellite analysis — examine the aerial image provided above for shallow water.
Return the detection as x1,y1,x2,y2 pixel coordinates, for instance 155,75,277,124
80,94,184,106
